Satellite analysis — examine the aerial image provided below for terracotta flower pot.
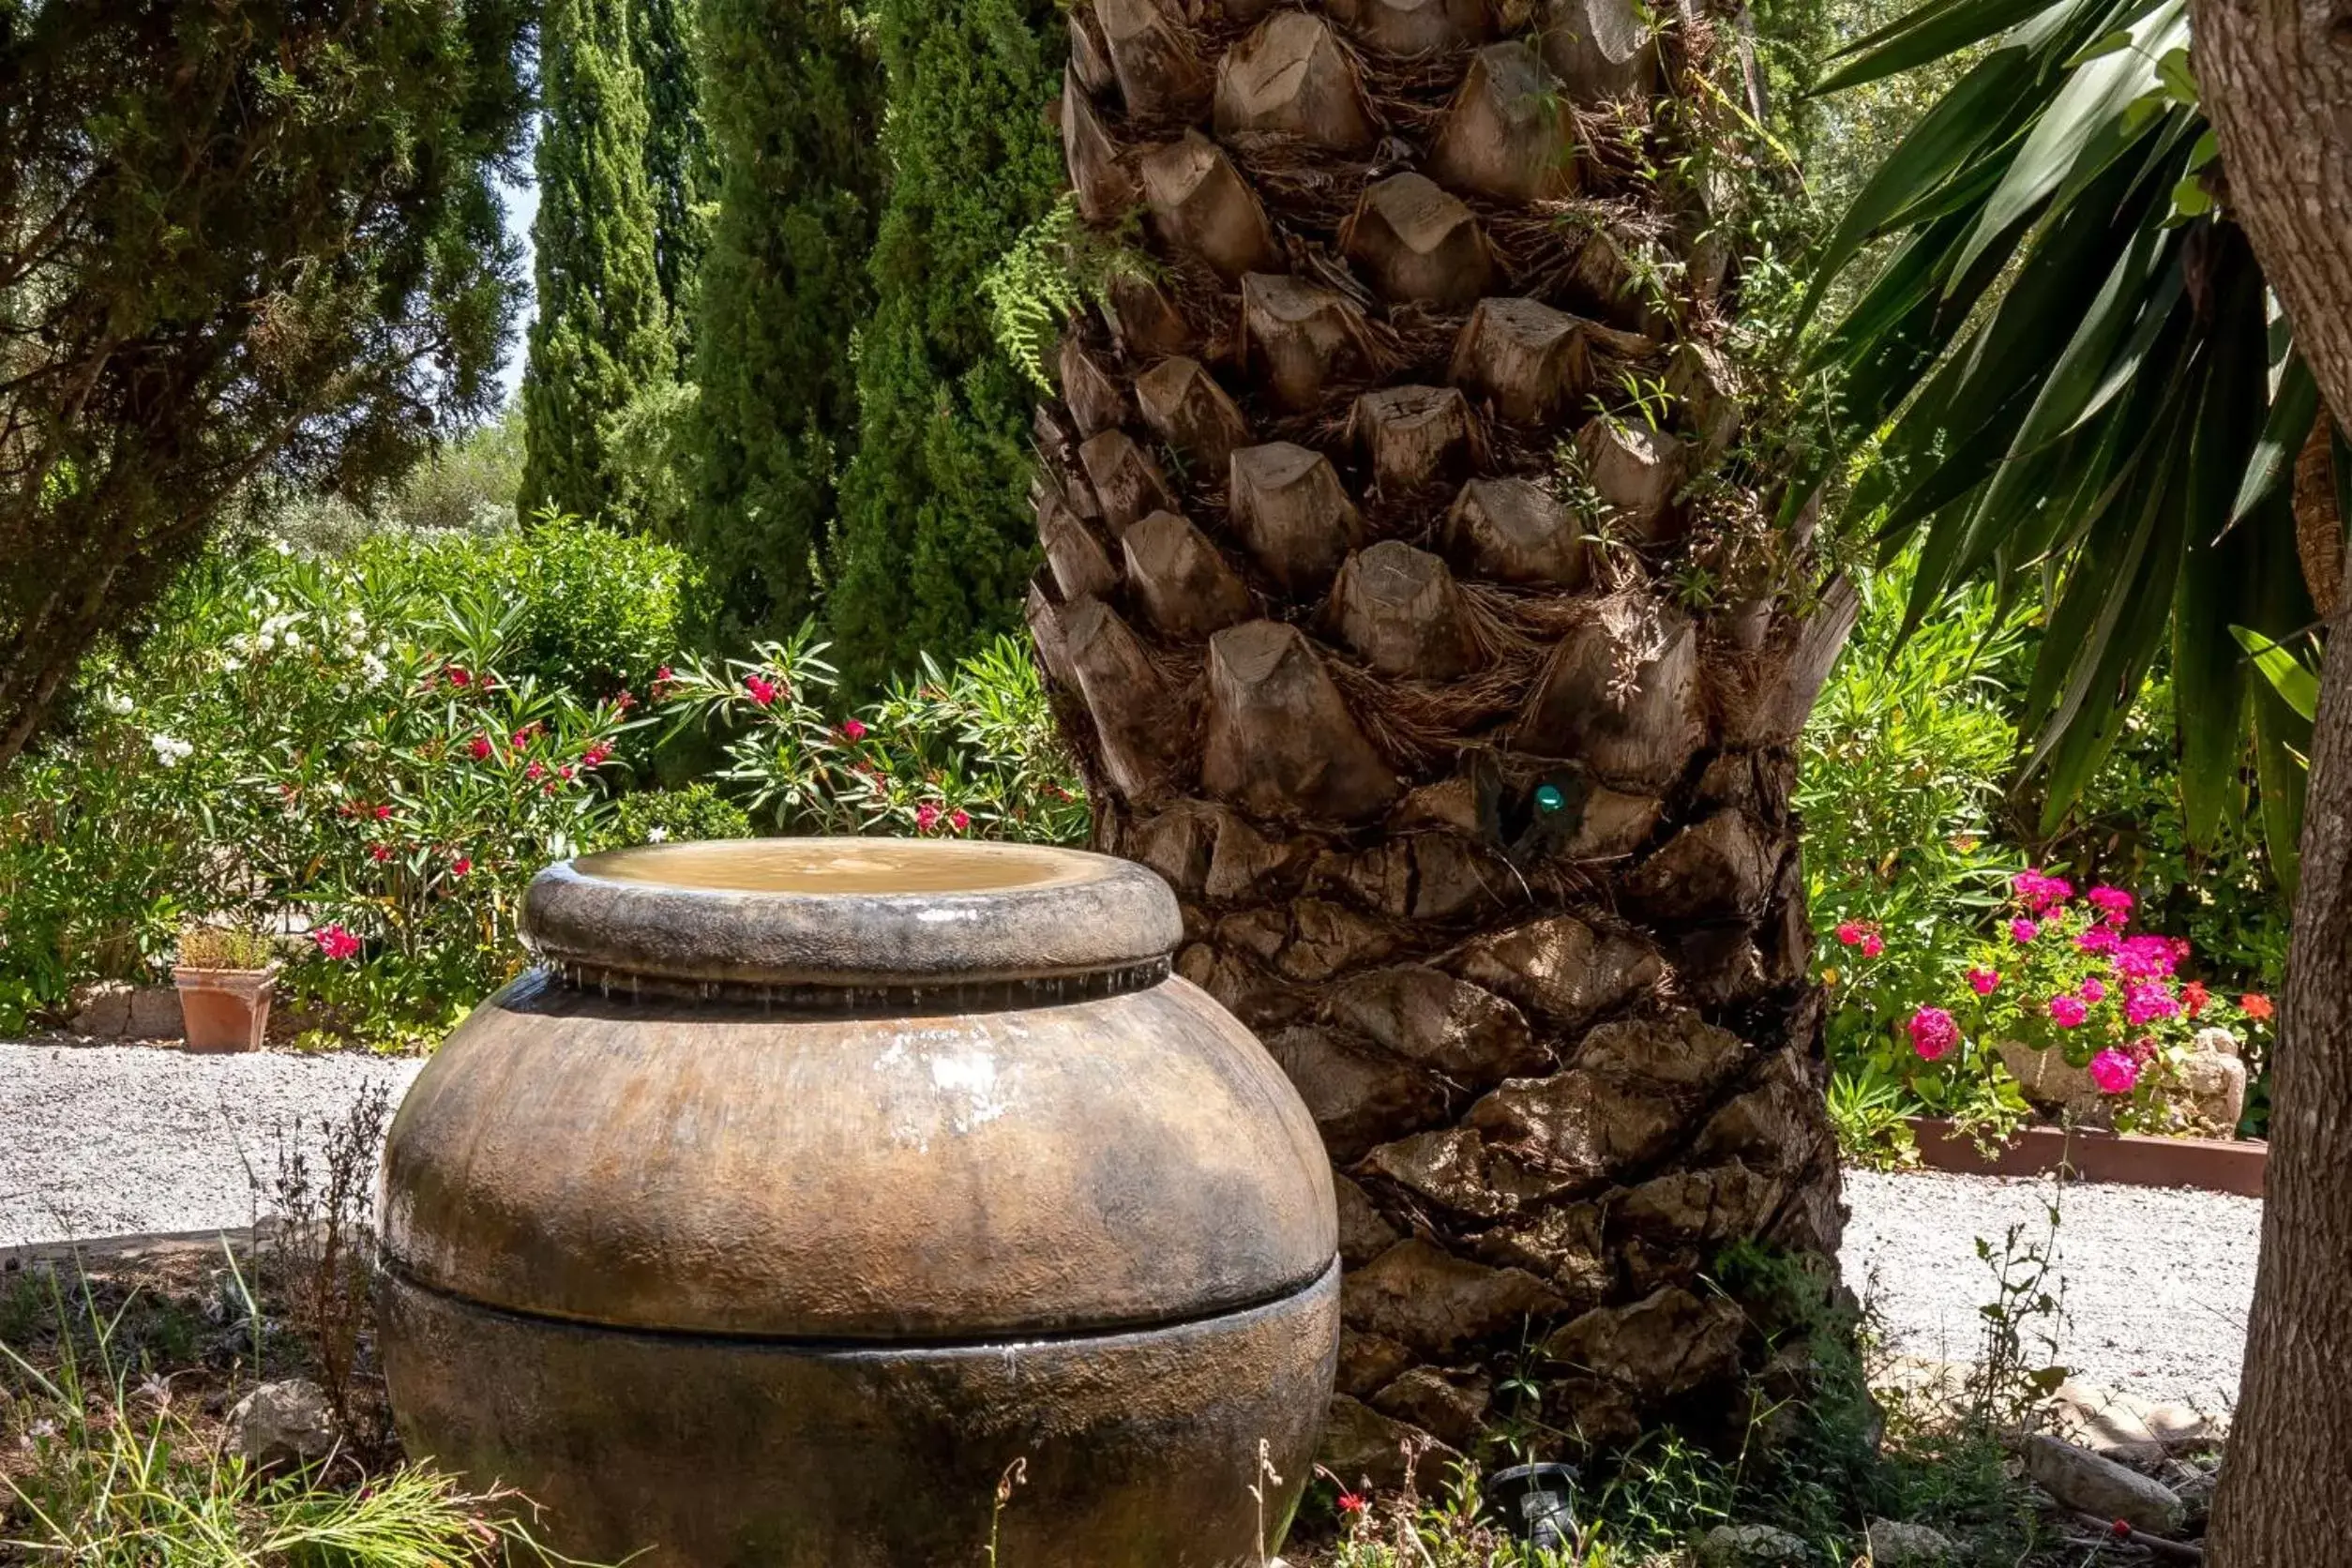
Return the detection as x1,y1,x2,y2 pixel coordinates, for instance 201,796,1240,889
377,838,1339,1568
171,966,277,1052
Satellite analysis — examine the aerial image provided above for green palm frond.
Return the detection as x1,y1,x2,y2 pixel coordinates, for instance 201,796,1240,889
1805,0,2329,894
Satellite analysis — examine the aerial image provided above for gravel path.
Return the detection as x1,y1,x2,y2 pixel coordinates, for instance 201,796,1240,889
0,1039,422,1249
0,1041,2265,1410
1840,1167,2262,1412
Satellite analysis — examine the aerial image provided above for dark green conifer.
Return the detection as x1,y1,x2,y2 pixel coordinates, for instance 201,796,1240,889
519,0,673,525
824,0,1063,690
683,0,880,636
634,0,714,357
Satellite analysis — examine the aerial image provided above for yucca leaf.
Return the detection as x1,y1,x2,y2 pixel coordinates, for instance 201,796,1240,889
1948,0,2188,284
2175,242,2269,847
2233,626,2319,721
2228,351,2319,530
1799,50,2042,323
1816,0,2063,92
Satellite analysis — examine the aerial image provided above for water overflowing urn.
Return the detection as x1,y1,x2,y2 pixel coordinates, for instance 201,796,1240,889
376,839,1339,1567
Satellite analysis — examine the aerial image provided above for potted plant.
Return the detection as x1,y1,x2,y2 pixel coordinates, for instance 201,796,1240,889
173,924,279,1052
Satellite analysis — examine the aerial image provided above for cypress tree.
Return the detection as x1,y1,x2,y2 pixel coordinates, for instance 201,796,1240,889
634,0,714,357
519,0,673,526
824,0,1063,691
684,0,880,637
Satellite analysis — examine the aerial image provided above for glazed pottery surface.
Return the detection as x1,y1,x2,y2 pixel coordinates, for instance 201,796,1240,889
377,838,1339,1567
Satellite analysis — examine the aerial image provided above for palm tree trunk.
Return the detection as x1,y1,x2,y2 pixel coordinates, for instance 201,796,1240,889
1032,0,1851,1473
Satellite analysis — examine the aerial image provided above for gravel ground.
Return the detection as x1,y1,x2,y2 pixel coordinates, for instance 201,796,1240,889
0,1040,2265,1410
0,1039,422,1249
1840,1166,2262,1412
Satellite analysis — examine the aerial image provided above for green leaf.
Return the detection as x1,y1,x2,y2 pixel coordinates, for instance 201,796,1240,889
2228,351,2319,530
2155,44,2198,104
1949,0,2189,285
2232,626,2318,720
1817,0,2069,94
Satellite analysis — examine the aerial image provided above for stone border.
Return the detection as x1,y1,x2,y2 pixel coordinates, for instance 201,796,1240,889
1905,1117,2267,1198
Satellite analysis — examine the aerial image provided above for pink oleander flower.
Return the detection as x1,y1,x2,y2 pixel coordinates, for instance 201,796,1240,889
949,808,972,833
1862,932,1884,957
1835,921,1864,947
2047,993,2088,1028
372,803,392,821
2080,976,2106,1003
581,743,611,769
2114,935,2180,980
1909,1006,1960,1062
841,718,868,742
311,924,361,960
556,763,575,782
2124,980,2179,1026
914,802,942,833
525,761,547,781
511,724,539,749
468,734,493,761
450,856,472,878
445,665,471,688
2088,1048,2140,1095
2010,918,2040,943
745,673,778,707
2077,927,2120,955
368,843,393,864
1968,966,2000,996
2088,884,2134,927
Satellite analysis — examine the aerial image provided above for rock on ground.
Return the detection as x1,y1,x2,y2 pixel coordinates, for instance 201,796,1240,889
0,1039,423,1248
1842,1167,2258,1410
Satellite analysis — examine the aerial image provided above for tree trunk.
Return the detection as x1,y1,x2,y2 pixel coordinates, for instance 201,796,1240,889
1033,0,1847,1477
2193,1,2352,1560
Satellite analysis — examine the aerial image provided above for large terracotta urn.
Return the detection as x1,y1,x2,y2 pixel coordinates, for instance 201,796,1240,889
376,838,1338,1567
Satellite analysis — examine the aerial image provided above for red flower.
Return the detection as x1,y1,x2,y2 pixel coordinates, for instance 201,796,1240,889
511,724,539,749
372,803,392,821
2111,1520,2133,1542
311,923,361,960
525,761,547,781
1860,931,1883,958
950,809,972,833
467,734,493,761
445,665,471,687
2241,993,2274,1021
610,690,636,714
450,856,472,878
1337,1492,1367,1515
914,803,942,833
581,743,611,769
369,843,393,863
841,718,868,742
557,764,575,782
745,674,778,707
2181,981,2209,1017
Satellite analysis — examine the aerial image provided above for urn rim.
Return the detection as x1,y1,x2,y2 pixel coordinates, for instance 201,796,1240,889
522,837,1184,989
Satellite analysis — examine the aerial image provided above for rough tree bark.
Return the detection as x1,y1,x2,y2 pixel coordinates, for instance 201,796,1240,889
2194,0,2352,1559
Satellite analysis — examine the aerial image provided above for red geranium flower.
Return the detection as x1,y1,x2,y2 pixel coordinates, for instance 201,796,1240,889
2241,993,2274,1021
2181,981,2209,1017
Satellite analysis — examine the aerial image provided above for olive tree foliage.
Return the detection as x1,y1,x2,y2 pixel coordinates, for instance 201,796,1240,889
0,0,532,767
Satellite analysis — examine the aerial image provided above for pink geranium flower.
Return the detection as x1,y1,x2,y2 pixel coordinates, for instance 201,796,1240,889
2080,976,2106,1003
1968,967,2000,996
2077,927,2119,955
2013,869,2074,913
2088,1048,2140,1095
2114,935,2180,981
2088,885,2134,927
1908,1006,1960,1062
311,924,361,960
2010,918,2039,943
2047,993,2088,1028
2124,980,2179,1026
